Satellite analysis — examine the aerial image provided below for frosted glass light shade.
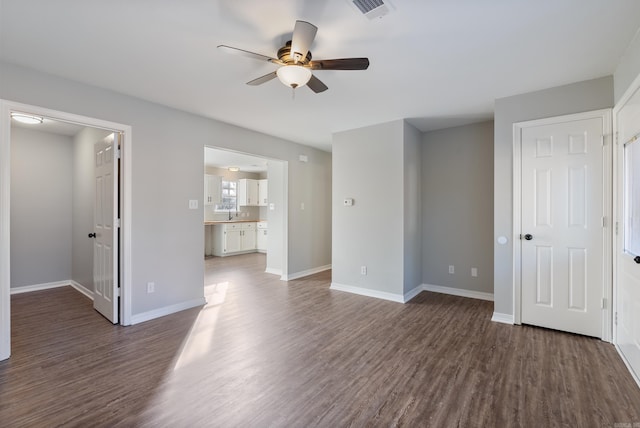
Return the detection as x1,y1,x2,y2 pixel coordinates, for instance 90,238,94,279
276,65,312,89
11,113,43,124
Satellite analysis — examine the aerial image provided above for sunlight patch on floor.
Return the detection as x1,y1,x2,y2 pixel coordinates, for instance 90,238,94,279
173,281,228,370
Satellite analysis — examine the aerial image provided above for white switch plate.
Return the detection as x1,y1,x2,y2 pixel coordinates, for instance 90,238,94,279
343,198,354,206
300,202,305,210
147,282,155,293
449,265,455,274
269,203,275,210
188,200,198,209
471,267,478,277
361,266,367,275
299,154,308,162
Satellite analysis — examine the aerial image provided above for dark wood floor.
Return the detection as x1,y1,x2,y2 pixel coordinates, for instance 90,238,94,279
1,253,639,427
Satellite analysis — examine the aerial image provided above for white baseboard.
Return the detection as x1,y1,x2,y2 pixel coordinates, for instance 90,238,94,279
130,297,206,325
10,280,70,295
283,264,331,281
265,267,282,276
403,284,423,303
330,282,405,303
69,280,94,300
422,283,494,302
491,312,514,324
615,344,640,390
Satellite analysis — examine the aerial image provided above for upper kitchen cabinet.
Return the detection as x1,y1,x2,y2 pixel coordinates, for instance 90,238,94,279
258,179,268,206
238,178,259,206
239,178,268,206
204,174,222,206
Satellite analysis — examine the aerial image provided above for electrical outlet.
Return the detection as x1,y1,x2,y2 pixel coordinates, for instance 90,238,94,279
448,265,455,274
147,282,155,293
361,266,367,275
471,268,478,277
188,199,198,209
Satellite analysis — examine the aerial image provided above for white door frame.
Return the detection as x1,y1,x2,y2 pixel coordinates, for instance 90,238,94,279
613,71,640,387
512,109,613,341
0,100,133,360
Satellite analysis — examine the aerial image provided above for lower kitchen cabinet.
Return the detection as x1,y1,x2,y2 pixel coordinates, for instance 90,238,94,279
211,222,256,256
257,221,267,253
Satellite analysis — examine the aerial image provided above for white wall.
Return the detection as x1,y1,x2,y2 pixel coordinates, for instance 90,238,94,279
422,121,494,294
333,120,423,299
333,120,404,295
10,127,73,287
403,121,422,294
493,76,614,316
0,61,332,318
615,29,640,102
72,127,111,291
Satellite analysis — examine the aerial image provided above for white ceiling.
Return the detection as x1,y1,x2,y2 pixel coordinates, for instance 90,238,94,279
2,1,640,152
205,147,269,172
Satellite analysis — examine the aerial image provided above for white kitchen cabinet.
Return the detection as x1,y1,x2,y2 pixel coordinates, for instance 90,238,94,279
256,221,267,252
238,178,259,206
204,174,222,206
258,179,268,206
212,222,257,256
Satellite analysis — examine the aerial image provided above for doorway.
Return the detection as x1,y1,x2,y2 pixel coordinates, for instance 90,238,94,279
512,109,612,340
0,100,133,361
203,146,288,278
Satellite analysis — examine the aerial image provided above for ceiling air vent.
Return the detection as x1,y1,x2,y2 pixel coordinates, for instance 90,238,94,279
350,0,393,20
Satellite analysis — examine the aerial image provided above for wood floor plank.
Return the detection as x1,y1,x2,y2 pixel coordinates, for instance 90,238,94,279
1,252,639,427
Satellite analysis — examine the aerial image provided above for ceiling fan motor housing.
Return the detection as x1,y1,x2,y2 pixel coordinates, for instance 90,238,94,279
278,41,312,65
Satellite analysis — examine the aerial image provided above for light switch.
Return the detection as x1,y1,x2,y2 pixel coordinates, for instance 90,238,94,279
188,200,198,209
269,203,275,210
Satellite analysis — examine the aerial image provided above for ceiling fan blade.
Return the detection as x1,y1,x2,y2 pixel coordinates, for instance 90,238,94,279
217,45,282,64
247,71,277,86
307,75,328,93
308,58,370,71
290,20,317,63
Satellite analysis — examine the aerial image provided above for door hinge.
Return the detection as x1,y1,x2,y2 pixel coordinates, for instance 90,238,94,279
614,311,618,325
115,287,120,297
601,297,607,309
116,146,122,159
115,218,121,228
616,222,619,235
601,135,605,147
602,216,606,228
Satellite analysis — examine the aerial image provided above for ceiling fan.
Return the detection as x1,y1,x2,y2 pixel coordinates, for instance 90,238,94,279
218,20,369,93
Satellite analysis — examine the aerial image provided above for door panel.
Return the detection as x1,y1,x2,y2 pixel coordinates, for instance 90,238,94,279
93,134,118,323
521,117,604,337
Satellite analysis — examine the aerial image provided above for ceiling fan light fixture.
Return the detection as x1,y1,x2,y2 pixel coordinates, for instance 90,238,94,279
11,113,43,125
276,65,312,89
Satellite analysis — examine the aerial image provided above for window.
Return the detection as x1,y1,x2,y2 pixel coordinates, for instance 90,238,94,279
215,180,237,212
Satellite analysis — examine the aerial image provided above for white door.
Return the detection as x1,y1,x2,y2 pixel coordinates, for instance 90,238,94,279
520,116,605,337
224,229,242,253
92,134,119,323
615,128,640,383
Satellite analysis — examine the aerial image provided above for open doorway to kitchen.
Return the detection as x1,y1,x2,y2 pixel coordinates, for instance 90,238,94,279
203,146,288,281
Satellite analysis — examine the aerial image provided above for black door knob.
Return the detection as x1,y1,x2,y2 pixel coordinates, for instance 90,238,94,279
634,256,640,264
88,233,96,238
524,234,533,241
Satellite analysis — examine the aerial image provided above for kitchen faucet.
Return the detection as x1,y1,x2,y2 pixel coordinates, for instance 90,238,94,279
228,210,233,221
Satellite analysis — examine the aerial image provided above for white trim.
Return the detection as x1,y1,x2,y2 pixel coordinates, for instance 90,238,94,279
0,100,134,361
615,344,640,390
330,282,405,303
10,281,70,295
265,267,282,276
403,284,423,303
69,281,94,300
9,280,93,300
422,283,494,301
130,297,206,325
283,264,331,281
512,109,612,341
491,312,515,325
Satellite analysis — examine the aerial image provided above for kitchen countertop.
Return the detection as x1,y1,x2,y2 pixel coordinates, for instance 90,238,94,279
204,220,267,225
